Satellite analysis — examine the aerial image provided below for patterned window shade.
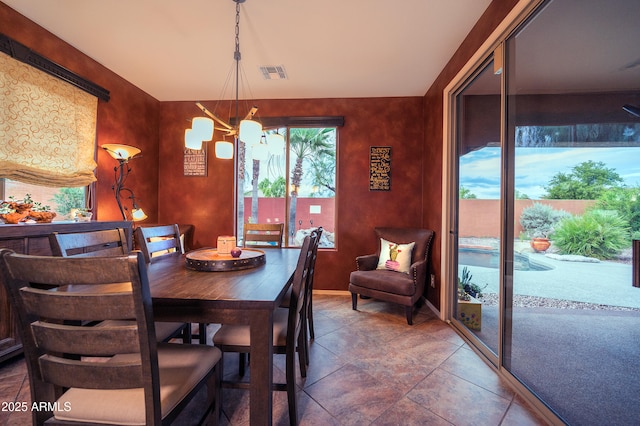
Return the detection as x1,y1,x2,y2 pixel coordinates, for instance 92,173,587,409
0,52,97,187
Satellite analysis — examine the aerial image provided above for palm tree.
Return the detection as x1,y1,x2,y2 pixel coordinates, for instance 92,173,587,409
288,128,334,240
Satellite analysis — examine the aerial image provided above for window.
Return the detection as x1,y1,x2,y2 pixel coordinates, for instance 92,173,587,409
237,126,337,248
1,179,88,221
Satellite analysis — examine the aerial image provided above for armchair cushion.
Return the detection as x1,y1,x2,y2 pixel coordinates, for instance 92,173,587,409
350,268,417,296
376,238,415,273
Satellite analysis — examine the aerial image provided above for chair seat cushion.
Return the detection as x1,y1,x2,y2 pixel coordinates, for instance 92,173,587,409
53,343,221,425
213,307,289,348
350,269,415,296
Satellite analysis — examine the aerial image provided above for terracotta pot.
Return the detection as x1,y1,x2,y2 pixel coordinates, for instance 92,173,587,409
1,211,29,224
28,211,57,223
530,237,551,252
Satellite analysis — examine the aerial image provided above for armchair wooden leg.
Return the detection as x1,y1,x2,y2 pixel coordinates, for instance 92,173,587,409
351,292,358,310
405,306,413,325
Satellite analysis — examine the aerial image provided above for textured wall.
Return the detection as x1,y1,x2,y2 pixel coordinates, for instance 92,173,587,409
2,0,523,298
159,98,425,291
422,0,520,309
0,2,161,224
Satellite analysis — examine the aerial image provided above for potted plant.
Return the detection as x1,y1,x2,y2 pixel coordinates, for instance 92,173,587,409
520,202,570,252
0,194,35,224
457,267,486,331
28,202,57,223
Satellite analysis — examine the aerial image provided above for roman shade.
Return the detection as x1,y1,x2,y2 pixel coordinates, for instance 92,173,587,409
0,52,97,187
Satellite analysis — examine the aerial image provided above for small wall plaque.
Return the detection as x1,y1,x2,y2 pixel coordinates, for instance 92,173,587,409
183,145,207,176
369,146,391,191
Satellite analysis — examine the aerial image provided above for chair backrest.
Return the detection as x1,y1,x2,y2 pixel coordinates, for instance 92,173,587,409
287,231,317,336
0,249,162,425
49,228,129,257
307,227,323,291
134,224,184,263
243,223,284,248
374,227,435,265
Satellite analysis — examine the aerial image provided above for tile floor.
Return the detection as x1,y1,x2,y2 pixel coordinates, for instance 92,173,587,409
0,294,549,425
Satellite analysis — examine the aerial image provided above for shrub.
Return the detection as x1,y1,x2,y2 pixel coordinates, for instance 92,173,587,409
595,186,640,234
553,209,630,259
520,202,571,238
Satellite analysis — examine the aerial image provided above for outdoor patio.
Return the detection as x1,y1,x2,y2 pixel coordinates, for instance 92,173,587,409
458,239,640,425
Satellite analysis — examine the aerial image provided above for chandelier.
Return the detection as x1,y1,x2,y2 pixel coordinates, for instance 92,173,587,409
184,0,281,159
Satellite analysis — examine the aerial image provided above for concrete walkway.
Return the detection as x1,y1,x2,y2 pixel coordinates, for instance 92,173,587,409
461,244,640,309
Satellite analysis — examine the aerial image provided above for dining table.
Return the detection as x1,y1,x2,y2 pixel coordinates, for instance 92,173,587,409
147,247,301,426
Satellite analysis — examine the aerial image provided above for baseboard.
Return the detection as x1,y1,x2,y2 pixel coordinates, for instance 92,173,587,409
313,289,350,296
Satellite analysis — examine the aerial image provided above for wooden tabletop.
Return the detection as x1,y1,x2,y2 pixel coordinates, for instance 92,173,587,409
148,247,300,314
147,247,301,426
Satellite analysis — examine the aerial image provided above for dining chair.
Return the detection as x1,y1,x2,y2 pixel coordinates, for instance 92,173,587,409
134,224,207,344
0,249,222,426
49,229,191,343
212,230,317,425
134,224,184,263
243,222,284,248
280,227,323,367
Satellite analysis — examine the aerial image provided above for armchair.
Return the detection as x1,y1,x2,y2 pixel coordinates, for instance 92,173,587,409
349,227,434,325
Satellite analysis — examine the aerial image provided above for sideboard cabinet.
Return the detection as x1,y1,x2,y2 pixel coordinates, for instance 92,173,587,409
0,221,132,363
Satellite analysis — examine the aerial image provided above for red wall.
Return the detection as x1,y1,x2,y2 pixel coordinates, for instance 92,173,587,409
2,0,524,299
158,98,425,291
459,199,596,238
422,0,520,309
243,198,336,234
0,2,161,224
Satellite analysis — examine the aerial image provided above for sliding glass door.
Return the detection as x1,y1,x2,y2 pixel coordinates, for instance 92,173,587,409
454,57,502,359
449,0,640,423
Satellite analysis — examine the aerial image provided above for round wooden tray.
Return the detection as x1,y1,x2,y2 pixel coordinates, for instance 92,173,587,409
185,248,265,272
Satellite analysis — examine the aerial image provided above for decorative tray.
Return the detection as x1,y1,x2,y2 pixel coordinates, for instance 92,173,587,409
185,248,265,272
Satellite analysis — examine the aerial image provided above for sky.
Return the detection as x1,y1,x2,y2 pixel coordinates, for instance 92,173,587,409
459,147,640,199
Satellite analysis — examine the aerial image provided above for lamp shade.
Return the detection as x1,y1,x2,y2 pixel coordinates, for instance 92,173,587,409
215,141,234,159
192,117,214,141
102,144,141,161
239,119,262,145
266,133,285,154
131,207,148,221
185,129,203,150
252,142,269,161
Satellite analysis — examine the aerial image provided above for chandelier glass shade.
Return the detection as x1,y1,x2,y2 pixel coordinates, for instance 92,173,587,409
184,129,203,150
185,0,265,160
215,140,234,159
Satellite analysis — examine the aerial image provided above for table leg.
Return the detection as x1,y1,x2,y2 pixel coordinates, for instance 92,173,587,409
249,308,274,426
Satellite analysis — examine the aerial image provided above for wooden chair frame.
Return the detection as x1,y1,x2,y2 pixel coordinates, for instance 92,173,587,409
243,223,284,248
0,249,221,425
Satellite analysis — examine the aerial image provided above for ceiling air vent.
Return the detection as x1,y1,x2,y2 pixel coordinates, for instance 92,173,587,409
259,65,288,80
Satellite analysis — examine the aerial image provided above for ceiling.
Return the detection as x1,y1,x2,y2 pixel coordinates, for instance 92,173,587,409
2,0,492,102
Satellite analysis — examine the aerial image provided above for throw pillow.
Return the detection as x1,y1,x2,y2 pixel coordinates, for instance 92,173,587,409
376,238,415,274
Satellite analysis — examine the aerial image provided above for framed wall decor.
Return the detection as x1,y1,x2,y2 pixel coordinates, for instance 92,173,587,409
183,145,207,176
369,146,391,191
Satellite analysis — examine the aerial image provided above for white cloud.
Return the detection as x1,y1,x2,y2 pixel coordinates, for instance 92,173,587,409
460,147,639,199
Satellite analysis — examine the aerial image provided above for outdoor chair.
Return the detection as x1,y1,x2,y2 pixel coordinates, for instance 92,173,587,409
0,249,222,425
49,229,191,343
349,227,434,325
243,222,284,248
212,230,317,425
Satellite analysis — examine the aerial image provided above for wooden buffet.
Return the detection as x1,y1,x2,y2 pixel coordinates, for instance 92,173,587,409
0,220,132,363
